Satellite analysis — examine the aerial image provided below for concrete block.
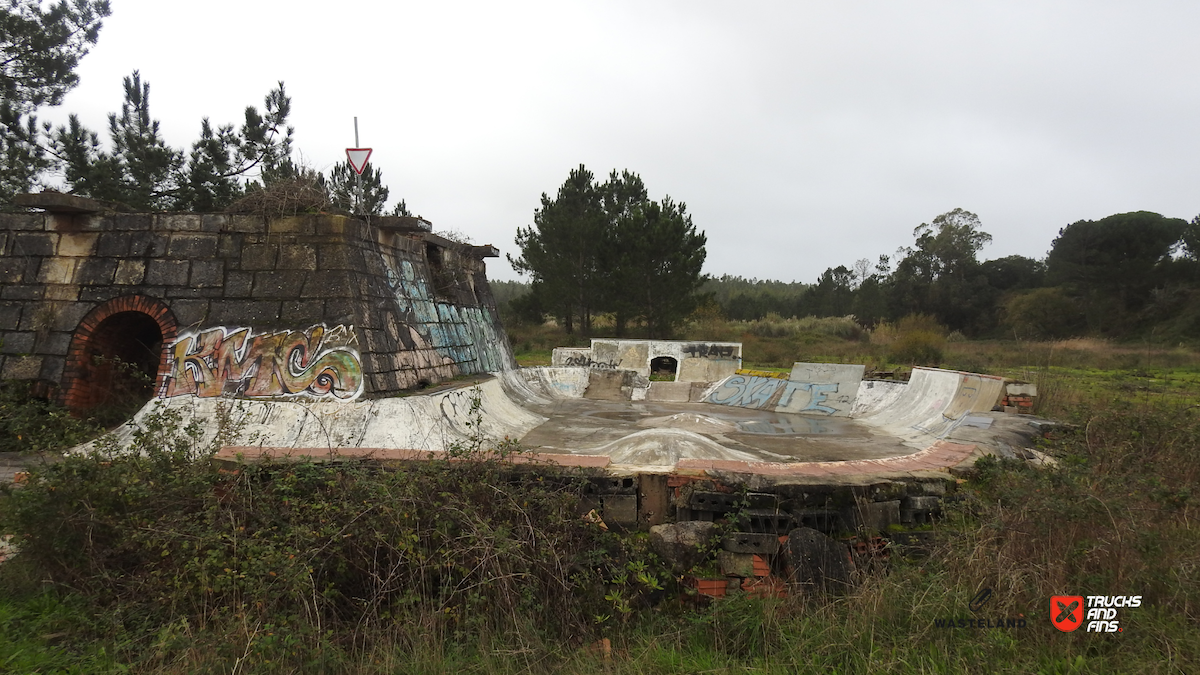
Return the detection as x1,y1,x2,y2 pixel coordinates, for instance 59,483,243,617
226,215,264,233
218,300,280,324
602,494,639,526
168,300,210,326
844,500,901,533
0,303,20,331
201,214,228,232
645,381,691,402
1,285,42,300
39,355,64,381
127,231,168,256
34,332,70,356
722,532,782,555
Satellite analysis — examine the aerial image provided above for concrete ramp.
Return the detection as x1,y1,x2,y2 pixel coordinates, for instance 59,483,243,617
856,367,1005,445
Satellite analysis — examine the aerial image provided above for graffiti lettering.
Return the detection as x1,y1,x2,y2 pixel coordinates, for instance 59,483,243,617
708,375,840,414
164,324,363,400
683,343,737,359
563,355,619,369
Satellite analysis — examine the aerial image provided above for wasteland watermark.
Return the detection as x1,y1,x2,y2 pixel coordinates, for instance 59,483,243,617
933,588,1027,630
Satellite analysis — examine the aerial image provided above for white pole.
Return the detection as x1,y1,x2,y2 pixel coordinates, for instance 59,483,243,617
353,117,363,215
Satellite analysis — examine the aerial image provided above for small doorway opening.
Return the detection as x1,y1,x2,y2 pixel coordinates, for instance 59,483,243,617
75,311,163,420
650,356,678,381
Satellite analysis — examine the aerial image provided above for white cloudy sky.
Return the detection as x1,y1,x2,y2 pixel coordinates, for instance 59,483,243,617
45,1,1200,283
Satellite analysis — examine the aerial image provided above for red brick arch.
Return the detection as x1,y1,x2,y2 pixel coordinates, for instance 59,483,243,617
61,295,178,415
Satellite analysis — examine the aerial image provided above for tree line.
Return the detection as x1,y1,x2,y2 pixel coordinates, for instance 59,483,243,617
508,165,707,338
1,1,410,216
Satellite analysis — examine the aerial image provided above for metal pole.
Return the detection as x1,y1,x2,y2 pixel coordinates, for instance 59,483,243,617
354,117,363,215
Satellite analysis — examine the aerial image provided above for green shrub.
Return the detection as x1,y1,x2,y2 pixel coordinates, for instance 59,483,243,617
0,381,99,453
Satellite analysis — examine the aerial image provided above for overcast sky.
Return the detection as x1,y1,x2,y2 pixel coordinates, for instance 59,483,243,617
44,1,1200,283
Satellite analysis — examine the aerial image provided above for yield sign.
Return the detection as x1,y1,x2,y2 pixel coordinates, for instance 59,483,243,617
346,148,373,175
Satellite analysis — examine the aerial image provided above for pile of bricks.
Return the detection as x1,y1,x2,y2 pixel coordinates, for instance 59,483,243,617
1001,382,1038,414
684,532,789,599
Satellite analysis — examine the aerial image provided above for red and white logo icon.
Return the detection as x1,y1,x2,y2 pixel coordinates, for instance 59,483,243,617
1051,595,1084,632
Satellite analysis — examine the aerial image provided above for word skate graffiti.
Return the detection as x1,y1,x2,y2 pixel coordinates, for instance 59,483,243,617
683,343,737,359
164,324,363,400
708,375,840,414
562,354,619,369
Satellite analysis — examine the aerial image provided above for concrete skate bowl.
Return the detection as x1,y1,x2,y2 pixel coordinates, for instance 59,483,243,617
173,363,1046,487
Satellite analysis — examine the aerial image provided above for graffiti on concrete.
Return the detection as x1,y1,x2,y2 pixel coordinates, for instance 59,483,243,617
562,354,619,369
708,375,840,414
382,257,509,375
683,343,737,359
164,324,363,400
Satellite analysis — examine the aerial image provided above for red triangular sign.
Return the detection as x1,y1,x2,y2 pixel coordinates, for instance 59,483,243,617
346,148,373,175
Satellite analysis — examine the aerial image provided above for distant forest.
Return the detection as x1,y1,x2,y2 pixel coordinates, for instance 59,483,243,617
497,209,1200,342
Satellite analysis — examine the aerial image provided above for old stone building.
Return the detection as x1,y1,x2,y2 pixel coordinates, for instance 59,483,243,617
0,193,513,415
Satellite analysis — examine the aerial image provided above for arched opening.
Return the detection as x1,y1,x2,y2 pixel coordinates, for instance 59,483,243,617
650,356,678,381
62,296,177,420
75,312,162,420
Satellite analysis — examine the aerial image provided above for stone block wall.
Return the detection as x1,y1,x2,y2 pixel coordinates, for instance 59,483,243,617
0,208,513,412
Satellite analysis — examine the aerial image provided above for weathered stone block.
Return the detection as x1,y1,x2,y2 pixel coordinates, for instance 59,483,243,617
201,214,227,232
111,214,153,231
280,300,325,325
240,244,277,270
170,299,210,326
226,215,263,233
1,285,43,300
2,355,42,379
79,287,121,303
128,232,169,257
114,260,146,285
165,287,224,299
146,259,190,286
224,271,253,297
279,245,317,270
52,303,91,331
0,213,45,231
158,214,202,232
55,232,98,256
12,232,57,256
0,258,24,284
650,521,718,573
167,234,218,259
35,332,70,356
190,260,224,287
785,527,854,592
253,270,307,297
218,233,243,258
0,332,35,354
268,216,315,235
0,303,20,330
95,232,132,257
44,285,79,301
37,258,77,285
219,300,280,325
318,244,354,270
39,354,64,381
301,274,350,299
77,257,118,285
717,551,755,578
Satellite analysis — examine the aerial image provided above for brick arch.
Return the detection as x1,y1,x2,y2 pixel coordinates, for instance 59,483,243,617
61,295,178,415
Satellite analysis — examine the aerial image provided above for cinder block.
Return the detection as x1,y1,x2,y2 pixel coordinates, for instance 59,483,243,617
722,532,782,555
602,494,639,526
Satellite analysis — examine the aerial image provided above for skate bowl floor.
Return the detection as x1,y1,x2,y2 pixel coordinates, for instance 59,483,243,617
193,365,1051,484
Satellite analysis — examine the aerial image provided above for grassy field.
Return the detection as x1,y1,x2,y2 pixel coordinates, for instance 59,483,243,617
2,324,1199,673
